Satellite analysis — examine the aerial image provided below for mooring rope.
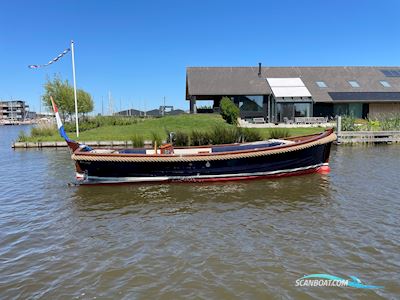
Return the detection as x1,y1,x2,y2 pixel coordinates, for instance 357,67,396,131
71,133,336,163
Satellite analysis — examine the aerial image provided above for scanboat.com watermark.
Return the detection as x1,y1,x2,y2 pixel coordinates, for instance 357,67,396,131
295,274,383,289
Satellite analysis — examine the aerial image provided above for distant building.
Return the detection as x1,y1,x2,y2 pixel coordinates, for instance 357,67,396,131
115,108,143,116
186,66,400,122
0,100,29,122
26,111,37,119
115,106,186,117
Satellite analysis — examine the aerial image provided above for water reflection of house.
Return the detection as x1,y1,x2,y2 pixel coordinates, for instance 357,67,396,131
186,66,400,122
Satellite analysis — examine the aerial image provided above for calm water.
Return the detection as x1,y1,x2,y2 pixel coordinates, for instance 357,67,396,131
0,126,399,299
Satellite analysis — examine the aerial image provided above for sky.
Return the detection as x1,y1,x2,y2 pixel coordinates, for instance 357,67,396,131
1,0,400,114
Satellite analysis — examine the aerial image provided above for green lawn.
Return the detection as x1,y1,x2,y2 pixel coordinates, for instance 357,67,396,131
21,114,325,142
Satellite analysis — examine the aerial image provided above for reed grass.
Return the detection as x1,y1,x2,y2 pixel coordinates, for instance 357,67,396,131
341,115,357,131
169,126,264,146
269,128,290,139
373,113,400,130
150,131,162,147
239,128,263,142
174,131,190,146
17,130,29,142
30,124,57,137
190,130,212,146
131,134,144,147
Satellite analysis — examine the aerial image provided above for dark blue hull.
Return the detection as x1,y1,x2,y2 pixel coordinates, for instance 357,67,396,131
74,142,332,184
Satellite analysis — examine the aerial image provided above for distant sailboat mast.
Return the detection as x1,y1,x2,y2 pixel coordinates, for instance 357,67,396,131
108,91,114,116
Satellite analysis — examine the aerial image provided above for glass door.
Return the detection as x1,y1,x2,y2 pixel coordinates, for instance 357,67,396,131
277,103,294,122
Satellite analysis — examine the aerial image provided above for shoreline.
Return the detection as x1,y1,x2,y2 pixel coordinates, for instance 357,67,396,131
12,140,154,149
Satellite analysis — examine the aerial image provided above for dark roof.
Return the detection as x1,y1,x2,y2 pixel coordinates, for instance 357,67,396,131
186,66,400,102
186,67,271,97
167,109,186,115
328,92,400,102
145,109,161,116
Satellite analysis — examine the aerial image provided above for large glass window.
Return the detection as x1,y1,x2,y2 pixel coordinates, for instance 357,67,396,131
333,103,363,118
234,96,264,112
277,103,293,122
333,104,349,116
294,103,311,117
276,102,311,122
349,103,362,117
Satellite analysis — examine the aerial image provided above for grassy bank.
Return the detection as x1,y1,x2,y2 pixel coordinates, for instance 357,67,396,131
19,114,325,143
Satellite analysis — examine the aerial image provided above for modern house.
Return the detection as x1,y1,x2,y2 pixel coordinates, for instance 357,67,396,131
0,100,29,123
186,66,400,122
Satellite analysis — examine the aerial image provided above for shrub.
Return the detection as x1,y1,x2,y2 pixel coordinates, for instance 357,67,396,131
151,131,162,147
366,119,380,131
174,131,190,146
239,128,262,142
210,126,239,144
341,115,356,131
131,134,144,147
17,130,29,142
220,96,239,125
197,105,212,110
30,124,56,137
113,117,139,126
190,130,212,146
269,128,290,139
373,113,400,130
162,127,263,147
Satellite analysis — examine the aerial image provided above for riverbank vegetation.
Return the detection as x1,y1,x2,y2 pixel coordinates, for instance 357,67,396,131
341,114,400,131
167,127,263,147
18,114,323,144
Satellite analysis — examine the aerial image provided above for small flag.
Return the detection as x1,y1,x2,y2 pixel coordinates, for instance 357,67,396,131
28,48,70,69
50,96,70,142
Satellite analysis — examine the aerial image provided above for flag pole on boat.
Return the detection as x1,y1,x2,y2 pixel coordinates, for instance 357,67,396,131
70,40,79,138
28,41,80,137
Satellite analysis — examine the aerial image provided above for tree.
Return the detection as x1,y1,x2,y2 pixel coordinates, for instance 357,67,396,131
77,89,94,117
42,75,94,121
220,96,240,125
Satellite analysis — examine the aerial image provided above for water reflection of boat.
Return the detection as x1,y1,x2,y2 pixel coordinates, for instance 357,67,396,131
51,98,336,184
